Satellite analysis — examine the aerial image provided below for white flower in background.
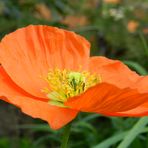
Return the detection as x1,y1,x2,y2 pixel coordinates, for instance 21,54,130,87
109,8,124,20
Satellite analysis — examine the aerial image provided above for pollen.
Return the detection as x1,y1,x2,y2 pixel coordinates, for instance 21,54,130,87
43,68,101,107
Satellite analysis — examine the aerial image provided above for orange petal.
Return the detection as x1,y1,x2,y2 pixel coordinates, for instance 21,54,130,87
103,77,148,117
102,103,148,117
65,83,148,113
2,96,78,130
89,56,139,88
131,76,148,93
0,66,78,130
0,25,90,98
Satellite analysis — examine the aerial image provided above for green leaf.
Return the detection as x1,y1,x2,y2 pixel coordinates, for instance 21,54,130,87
93,132,127,148
117,117,148,148
123,60,147,75
93,126,148,148
18,124,55,133
139,32,148,58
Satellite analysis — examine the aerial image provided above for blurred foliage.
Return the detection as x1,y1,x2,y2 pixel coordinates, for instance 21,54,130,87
0,0,148,148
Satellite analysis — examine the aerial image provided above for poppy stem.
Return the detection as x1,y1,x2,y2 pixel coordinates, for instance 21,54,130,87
60,122,72,148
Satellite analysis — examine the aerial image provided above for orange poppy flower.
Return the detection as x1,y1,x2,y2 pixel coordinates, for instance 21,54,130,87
0,25,148,130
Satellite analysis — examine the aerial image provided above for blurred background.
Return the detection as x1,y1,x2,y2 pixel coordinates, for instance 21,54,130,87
0,0,148,148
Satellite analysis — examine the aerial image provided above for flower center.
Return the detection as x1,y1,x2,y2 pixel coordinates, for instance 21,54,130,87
43,69,101,107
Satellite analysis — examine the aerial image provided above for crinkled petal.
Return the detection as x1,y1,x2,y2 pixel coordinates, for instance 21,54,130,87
65,83,148,113
0,66,78,130
0,25,90,98
89,56,139,88
103,77,148,117
131,76,148,93
2,96,78,130
102,103,148,117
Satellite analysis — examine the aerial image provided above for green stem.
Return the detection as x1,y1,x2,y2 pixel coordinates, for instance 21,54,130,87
139,32,148,58
60,122,72,148
117,117,148,148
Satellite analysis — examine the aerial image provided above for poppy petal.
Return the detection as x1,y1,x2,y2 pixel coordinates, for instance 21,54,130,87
65,83,148,113
102,103,148,117
0,66,38,99
2,96,78,130
131,76,148,93
0,66,78,130
104,77,148,117
89,57,139,88
0,25,90,98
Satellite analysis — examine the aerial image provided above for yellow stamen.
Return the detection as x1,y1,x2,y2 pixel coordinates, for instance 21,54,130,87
43,68,101,107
